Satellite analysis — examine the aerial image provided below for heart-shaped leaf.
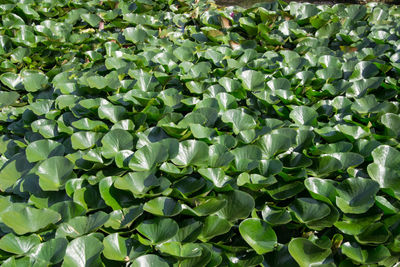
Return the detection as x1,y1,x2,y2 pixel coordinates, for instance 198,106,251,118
217,190,255,221
171,140,209,167
129,142,168,171
0,205,61,235
131,254,169,267
63,235,104,267
56,211,109,238
101,129,134,159
30,238,68,266
289,106,318,126
0,233,40,255
288,238,333,267
36,156,74,191
26,140,65,163
137,218,179,244
157,242,202,258
143,197,182,217
103,233,147,261
239,218,277,254
237,70,265,90
221,109,257,135
335,178,380,214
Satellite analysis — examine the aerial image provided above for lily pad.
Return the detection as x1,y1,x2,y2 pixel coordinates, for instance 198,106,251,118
239,218,277,254
137,218,179,244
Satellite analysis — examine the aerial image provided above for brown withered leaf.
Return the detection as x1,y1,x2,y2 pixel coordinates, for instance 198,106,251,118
221,17,231,29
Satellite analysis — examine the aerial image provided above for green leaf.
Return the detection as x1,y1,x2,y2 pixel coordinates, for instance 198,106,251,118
0,91,19,107
56,211,109,238
0,153,34,191
239,17,258,36
189,123,216,139
289,106,318,126
49,201,85,223
71,118,108,132
198,215,231,241
371,145,400,168
1,256,31,266
305,177,337,205
232,145,262,172
288,238,332,267
81,13,101,27
308,156,342,177
290,3,319,19
2,13,25,28
237,173,277,190
124,27,148,43
129,142,168,171
131,255,169,267
257,134,294,159
208,144,234,168
367,163,400,192
103,233,147,261
335,178,380,214
267,181,305,200
355,223,390,245
190,198,227,216
173,176,205,197
239,218,277,254
218,77,244,97
104,206,143,230
261,206,292,225
0,73,24,90
347,77,384,98
157,242,202,258
316,22,340,38
105,57,128,70
350,61,380,79
128,69,159,91
186,62,212,79
101,129,134,159
62,235,104,267
21,70,48,92
381,113,400,137
217,190,255,221
341,242,390,264
289,198,331,223
99,176,132,210
169,219,203,243
0,233,40,255
237,70,265,90
221,109,257,135
30,238,68,266
31,119,58,138
0,205,61,235
98,104,127,123
143,197,182,217
87,76,108,89
198,168,232,188
136,217,179,244
328,152,364,169
26,140,65,163
71,131,103,150
114,171,160,196
171,140,209,167
36,156,74,191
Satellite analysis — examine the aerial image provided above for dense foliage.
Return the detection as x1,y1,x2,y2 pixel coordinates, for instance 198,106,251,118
1,0,400,266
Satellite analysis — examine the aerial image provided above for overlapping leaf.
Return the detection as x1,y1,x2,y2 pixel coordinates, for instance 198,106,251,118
0,0,399,265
